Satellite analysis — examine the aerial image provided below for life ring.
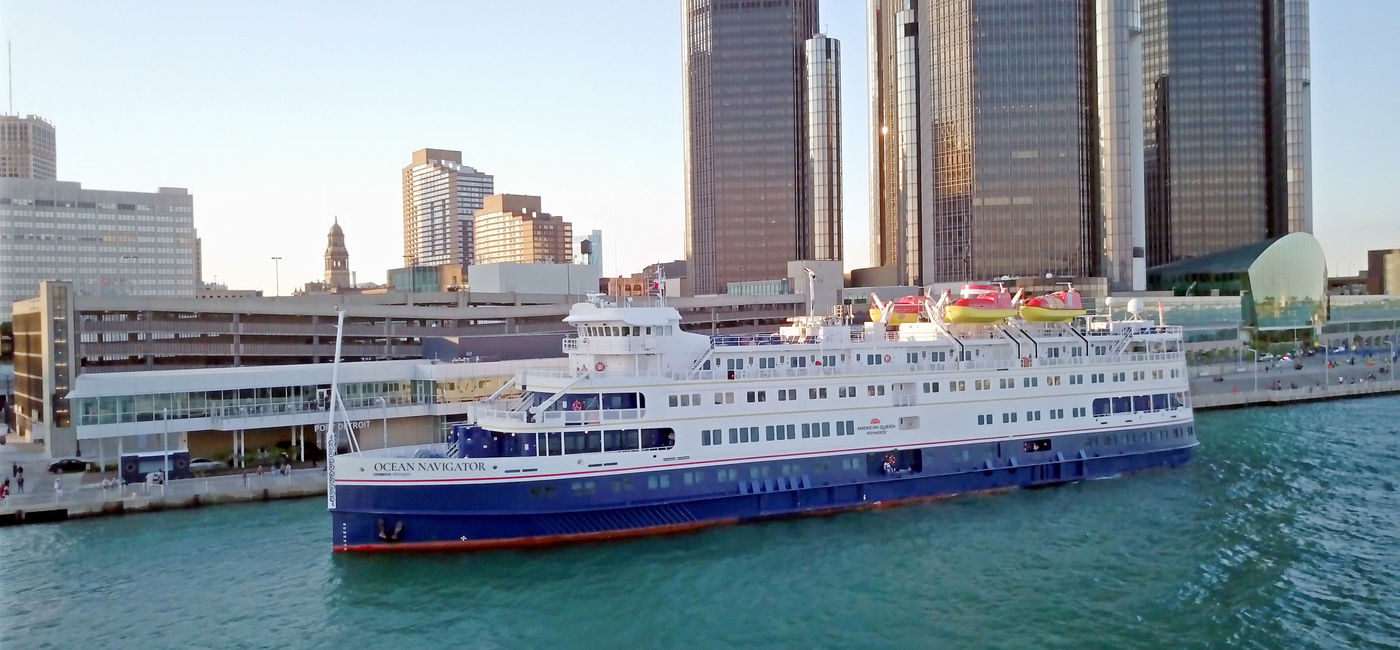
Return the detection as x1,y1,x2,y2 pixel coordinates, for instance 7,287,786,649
1020,357,1031,368
571,400,585,411
594,361,606,372
883,354,892,363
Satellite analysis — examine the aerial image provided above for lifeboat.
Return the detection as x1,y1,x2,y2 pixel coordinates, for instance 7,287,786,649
1019,286,1086,322
946,284,1019,323
868,293,925,325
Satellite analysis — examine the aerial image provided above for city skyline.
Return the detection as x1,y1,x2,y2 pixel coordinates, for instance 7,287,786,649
0,1,1393,299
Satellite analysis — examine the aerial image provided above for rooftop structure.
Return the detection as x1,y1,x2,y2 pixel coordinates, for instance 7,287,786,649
0,114,56,180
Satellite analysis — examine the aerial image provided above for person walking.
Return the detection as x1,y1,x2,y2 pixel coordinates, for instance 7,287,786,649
16,473,24,493
54,476,63,501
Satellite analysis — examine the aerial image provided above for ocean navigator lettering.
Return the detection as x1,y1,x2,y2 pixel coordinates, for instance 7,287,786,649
372,461,489,473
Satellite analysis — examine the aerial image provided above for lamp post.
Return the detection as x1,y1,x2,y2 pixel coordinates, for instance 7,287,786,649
162,407,169,496
271,256,282,298
1245,348,1258,393
377,396,388,449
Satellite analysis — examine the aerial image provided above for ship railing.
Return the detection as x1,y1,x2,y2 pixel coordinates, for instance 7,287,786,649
473,406,648,427
523,368,577,382
679,351,1185,382
711,333,807,347
343,442,452,459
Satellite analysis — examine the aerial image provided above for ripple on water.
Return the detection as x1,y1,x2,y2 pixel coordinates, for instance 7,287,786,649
3,397,1400,648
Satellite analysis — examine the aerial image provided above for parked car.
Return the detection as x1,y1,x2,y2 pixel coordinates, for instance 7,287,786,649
188,458,226,473
48,458,90,473
1257,353,1276,363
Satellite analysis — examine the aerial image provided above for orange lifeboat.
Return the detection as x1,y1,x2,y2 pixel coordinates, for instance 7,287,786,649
946,284,1019,323
1019,286,1086,322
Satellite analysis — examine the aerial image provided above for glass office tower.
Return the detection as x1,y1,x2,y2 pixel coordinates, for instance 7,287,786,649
869,0,1102,285
682,0,820,295
1142,0,1311,266
805,34,842,262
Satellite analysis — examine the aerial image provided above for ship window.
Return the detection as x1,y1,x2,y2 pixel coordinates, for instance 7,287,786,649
701,429,711,446
766,425,775,441
542,432,562,456
1112,396,1132,413
1023,439,1051,453
603,429,638,451
641,428,674,450
1092,398,1110,417
822,422,831,437
1133,395,1151,412
564,430,602,454
729,428,738,444
717,468,738,482
785,424,795,439
877,385,885,396
836,421,845,435
669,395,678,407
801,423,811,438
1152,393,1167,410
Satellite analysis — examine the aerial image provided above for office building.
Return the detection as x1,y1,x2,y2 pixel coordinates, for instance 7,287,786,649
10,281,806,455
805,34,843,262
402,149,494,268
682,0,822,294
473,194,573,265
1096,0,1148,290
0,179,198,321
869,0,1103,285
1142,0,1311,265
324,218,351,289
0,114,56,180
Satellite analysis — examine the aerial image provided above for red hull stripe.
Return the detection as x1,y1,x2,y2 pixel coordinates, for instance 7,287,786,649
336,419,1185,486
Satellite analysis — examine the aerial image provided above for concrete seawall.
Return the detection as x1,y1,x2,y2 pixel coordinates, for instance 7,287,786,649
0,469,326,527
1192,379,1399,410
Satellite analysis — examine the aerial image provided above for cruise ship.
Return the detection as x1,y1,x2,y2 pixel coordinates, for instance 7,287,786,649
327,289,1196,552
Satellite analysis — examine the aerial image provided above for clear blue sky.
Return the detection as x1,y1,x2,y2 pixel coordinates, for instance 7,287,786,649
1,1,1393,294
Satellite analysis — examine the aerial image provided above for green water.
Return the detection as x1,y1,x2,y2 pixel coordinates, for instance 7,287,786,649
3,398,1399,648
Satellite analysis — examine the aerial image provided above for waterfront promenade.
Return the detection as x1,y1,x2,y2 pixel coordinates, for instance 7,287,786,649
1187,351,1397,409
0,443,325,525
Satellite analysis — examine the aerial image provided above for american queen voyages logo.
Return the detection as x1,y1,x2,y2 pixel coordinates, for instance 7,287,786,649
857,417,895,434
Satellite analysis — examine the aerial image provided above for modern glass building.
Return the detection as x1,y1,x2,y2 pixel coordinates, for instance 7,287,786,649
805,34,842,262
869,0,1103,285
1141,0,1311,266
402,149,494,269
1148,232,1327,340
682,0,821,295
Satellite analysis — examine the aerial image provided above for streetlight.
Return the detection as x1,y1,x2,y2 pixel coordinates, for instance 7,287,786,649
377,396,388,449
1245,348,1259,393
162,407,170,496
271,256,283,298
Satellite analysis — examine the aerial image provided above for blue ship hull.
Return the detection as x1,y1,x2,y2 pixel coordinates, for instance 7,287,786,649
331,424,1195,552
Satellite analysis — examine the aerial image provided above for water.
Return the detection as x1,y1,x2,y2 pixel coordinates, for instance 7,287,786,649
3,398,1399,648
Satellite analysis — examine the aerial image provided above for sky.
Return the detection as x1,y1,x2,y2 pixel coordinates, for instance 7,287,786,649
0,1,1395,295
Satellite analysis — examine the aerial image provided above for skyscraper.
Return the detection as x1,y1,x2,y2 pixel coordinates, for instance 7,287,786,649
0,114,56,180
402,149,494,268
1142,0,1311,266
805,34,843,262
869,0,1103,286
324,218,351,289
682,0,824,295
